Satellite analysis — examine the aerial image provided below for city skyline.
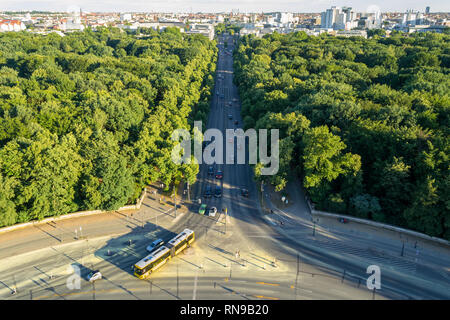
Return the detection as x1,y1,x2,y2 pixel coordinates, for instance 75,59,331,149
1,0,449,13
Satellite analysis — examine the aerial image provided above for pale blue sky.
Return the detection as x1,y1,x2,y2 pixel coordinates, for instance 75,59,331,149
1,0,448,13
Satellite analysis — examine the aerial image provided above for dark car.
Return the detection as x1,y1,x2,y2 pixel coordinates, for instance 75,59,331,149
208,166,214,175
215,170,223,179
204,185,212,198
338,217,349,224
214,186,222,198
228,114,233,120
234,120,238,125
241,188,249,197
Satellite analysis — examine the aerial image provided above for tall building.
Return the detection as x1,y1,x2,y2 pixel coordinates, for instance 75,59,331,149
321,6,339,29
403,9,422,26
321,6,356,30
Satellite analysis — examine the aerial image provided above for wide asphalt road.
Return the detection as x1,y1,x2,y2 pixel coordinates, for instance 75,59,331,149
188,33,450,300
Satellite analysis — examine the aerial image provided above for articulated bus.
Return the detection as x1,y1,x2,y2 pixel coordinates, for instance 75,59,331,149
167,228,195,256
133,229,195,279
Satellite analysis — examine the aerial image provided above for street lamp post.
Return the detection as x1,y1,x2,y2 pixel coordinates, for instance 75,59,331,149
224,207,228,234
176,262,179,298
187,181,190,202
294,253,299,299
172,191,177,219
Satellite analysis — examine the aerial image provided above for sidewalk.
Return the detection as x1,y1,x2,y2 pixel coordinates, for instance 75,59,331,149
0,185,189,261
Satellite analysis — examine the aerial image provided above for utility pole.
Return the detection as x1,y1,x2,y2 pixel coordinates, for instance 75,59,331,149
313,221,316,237
173,189,177,219
176,262,179,299
187,181,190,202
401,241,405,257
13,275,17,295
148,280,152,296
294,253,299,299
224,207,228,234
193,271,198,300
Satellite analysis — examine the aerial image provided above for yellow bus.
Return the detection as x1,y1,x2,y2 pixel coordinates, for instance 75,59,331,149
133,229,195,279
167,228,195,256
133,246,171,279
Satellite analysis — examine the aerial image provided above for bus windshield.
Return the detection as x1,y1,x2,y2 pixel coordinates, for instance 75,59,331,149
134,266,144,275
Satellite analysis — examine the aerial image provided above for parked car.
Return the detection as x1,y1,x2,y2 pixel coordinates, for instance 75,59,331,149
208,166,214,175
241,188,249,197
203,185,212,198
146,239,164,252
209,207,217,217
199,204,207,215
228,114,233,120
215,170,223,179
234,120,238,125
214,186,222,198
338,217,349,224
87,270,102,282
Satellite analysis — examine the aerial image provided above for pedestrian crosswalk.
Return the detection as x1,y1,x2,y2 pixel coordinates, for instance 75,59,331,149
303,238,418,274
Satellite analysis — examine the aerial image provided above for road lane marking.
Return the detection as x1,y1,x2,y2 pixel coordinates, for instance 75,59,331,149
253,295,279,300
256,282,279,287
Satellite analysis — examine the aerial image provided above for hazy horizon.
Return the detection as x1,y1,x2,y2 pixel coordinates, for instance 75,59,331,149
1,1,449,14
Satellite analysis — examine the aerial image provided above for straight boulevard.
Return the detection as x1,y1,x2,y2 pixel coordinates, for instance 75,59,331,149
0,34,448,300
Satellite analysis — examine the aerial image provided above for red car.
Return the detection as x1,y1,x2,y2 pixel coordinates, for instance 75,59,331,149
338,218,349,224
215,170,223,179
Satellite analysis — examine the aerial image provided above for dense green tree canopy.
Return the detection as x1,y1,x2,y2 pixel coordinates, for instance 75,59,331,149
0,27,217,227
234,31,449,239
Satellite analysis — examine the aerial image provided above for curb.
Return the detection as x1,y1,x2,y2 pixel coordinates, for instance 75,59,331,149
311,210,450,247
0,189,147,235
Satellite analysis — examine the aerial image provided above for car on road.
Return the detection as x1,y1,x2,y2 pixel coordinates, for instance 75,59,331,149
208,166,214,175
215,170,223,179
241,188,249,197
199,204,207,215
88,270,102,282
204,185,212,198
214,186,222,198
338,217,349,223
220,94,224,99
232,98,238,102
146,238,164,252
209,207,217,217
234,120,238,125
228,114,233,120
